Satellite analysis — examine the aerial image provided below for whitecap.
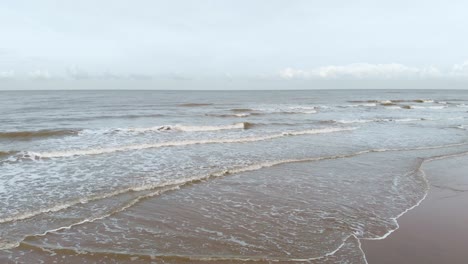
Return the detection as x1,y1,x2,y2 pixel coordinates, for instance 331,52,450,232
33,127,356,158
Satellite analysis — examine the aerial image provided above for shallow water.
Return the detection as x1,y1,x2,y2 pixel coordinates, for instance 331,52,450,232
1,90,467,263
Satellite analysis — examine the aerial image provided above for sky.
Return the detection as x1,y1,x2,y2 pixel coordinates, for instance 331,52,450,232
1,0,468,89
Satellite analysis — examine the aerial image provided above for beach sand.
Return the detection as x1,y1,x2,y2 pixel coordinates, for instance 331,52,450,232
362,154,468,264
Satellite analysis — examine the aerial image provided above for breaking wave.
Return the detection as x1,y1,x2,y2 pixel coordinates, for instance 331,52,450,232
349,99,435,104
407,105,446,109
0,150,18,158
206,113,263,118
0,129,80,140
121,122,253,133
3,141,468,254
30,127,356,158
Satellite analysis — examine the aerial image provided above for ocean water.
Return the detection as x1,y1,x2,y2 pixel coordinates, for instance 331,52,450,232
0,90,467,263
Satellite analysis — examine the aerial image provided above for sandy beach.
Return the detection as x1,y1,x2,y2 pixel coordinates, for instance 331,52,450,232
362,153,468,264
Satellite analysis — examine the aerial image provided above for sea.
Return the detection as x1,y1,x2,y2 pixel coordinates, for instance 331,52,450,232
0,89,467,263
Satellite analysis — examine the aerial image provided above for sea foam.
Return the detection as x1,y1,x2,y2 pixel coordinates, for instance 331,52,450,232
33,127,356,158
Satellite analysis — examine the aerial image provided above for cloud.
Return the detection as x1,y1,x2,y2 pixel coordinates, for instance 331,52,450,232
0,70,15,79
66,67,153,80
279,63,444,80
29,70,51,80
451,61,468,77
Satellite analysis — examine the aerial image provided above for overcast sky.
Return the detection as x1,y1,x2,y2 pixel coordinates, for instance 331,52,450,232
1,0,468,89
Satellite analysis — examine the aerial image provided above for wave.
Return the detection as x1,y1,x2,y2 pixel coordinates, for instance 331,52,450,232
3,141,468,252
412,99,434,103
0,141,387,227
345,99,447,108
334,117,464,125
18,114,166,124
78,122,257,136
16,233,362,263
17,234,361,263
227,107,318,116
281,106,317,114
334,118,426,124
209,106,317,117
250,105,318,115
232,113,251,117
341,103,377,108
349,99,434,104
0,129,80,140
230,108,254,112
0,184,180,250
382,105,447,110
407,105,446,109
91,113,165,120
0,150,18,158
178,103,213,107
282,110,317,114
0,151,43,164
120,122,253,133
31,127,356,158
206,113,263,118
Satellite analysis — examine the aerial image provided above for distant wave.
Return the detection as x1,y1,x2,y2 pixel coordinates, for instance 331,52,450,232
254,106,317,115
89,113,165,120
0,150,18,158
0,151,43,164
75,113,165,121
31,127,356,158
346,99,457,110
281,106,317,114
0,122,256,145
282,110,317,114
178,103,213,107
119,122,254,133
412,99,434,103
206,113,263,118
208,106,317,117
382,105,447,110
349,99,435,104
407,105,446,109
334,118,426,124
20,114,166,124
0,129,80,140
230,108,254,112
334,117,466,124
341,103,377,108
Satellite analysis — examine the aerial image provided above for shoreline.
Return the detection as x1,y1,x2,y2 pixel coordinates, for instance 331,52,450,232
361,153,468,264
2,148,468,263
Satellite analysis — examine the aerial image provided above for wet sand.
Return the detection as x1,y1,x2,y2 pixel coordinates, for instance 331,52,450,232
362,154,468,264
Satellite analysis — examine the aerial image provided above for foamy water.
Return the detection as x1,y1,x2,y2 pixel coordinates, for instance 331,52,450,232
1,90,467,263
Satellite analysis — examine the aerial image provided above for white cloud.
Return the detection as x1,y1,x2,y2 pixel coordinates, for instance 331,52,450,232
451,61,468,77
66,67,153,80
29,70,51,80
279,63,443,80
0,70,15,79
